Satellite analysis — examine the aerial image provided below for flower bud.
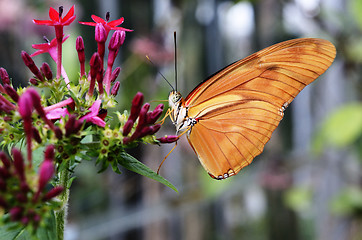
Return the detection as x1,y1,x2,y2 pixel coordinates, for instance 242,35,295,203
129,92,144,122
111,81,120,96
137,103,150,129
108,30,125,51
123,119,134,136
12,149,25,181
0,68,10,85
18,91,33,120
95,23,107,43
40,62,53,80
147,104,164,124
110,67,121,83
21,51,44,81
38,158,54,193
32,127,42,143
44,145,55,160
4,84,19,102
43,186,64,201
10,207,23,221
157,135,179,143
0,152,10,169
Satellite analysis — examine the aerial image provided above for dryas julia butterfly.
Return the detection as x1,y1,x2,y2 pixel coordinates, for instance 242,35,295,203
167,38,336,180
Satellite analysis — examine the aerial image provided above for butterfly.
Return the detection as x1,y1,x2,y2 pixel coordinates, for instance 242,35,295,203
166,38,336,180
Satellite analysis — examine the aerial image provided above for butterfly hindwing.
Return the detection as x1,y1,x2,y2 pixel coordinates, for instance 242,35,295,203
184,38,336,179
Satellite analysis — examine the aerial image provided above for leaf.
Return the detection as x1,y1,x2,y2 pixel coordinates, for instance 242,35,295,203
117,152,178,192
313,103,362,153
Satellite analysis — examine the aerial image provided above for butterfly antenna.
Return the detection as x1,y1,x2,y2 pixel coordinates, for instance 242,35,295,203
174,31,178,91
146,55,175,91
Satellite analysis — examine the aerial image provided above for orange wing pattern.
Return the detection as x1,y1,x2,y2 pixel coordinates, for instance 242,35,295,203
185,38,336,179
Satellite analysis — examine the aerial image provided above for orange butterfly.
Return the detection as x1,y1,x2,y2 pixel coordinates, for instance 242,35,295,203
166,38,336,180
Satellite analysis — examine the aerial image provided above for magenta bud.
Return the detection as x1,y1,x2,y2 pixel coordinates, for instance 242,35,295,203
44,145,55,160
123,119,134,136
157,135,179,143
123,136,130,145
76,36,85,52
4,84,19,102
54,127,63,139
32,127,42,143
12,149,25,181
129,92,144,122
137,103,150,128
147,104,164,124
40,62,53,80
95,23,107,43
110,67,121,83
43,186,64,201
111,81,120,96
21,216,29,225
149,124,161,135
0,68,10,85
0,152,10,169
38,158,54,193
21,51,44,81
18,92,33,120
89,52,101,78
29,78,38,85
10,207,23,221
108,30,125,51
65,115,76,137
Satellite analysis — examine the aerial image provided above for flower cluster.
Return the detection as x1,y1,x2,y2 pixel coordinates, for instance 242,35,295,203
0,5,179,236
0,146,63,230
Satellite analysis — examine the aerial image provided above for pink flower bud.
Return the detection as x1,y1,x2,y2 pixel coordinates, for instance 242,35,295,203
147,104,164,124
76,36,86,76
32,127,42,143
157,135,179,143
95,23,107,43
38,158,54,193
76,36,85,52
21,51,44,81
111,81,120,96
18,91,33,120
108,30,125,51
0,167,10,179
12,149,25,181
29,78,38,85
0,68,10,85
43,186,64,201
3,84,19,102
129,92,144,122
0,152,10,168
44,145,55,160
54,126,63,139
110,67,121,83
123,119,134,136
137,103,150,129
10,207,23,221
40,62,53,80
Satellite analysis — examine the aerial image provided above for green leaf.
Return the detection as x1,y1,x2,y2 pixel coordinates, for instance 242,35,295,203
313,103,362,153
117,152,178,192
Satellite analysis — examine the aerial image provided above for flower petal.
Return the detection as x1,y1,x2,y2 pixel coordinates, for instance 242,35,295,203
91,15,106,24
62,5,75,22
108,17,124,27
49,7,59,22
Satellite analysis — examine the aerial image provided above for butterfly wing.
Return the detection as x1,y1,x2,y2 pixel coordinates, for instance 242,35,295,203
184,38,336,179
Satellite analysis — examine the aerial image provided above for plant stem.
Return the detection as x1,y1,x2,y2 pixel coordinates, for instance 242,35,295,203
55,161,71,240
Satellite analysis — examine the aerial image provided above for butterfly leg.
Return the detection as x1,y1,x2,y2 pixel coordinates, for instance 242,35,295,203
157,126,191,174
156,108,172,125
157,141,178,174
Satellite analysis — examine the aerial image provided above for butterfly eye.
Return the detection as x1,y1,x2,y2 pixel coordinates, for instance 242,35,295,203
171,92,181,103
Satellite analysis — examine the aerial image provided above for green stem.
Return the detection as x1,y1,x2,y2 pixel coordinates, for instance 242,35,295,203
55,161,71,240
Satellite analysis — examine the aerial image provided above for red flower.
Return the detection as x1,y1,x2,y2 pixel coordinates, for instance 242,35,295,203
79,100,106,127
33,5,76,26
79,14,133,34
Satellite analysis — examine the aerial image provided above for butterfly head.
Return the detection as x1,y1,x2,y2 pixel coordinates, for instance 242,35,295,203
168,91,182,107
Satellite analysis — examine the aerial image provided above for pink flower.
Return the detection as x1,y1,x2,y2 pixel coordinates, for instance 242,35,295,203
33,6,75,27
80,100,106,127
79,13,132,35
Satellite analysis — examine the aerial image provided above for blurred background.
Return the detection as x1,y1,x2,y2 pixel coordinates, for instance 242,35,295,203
1,0,362,239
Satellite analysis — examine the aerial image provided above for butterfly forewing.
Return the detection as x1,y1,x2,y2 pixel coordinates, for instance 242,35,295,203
184,38,336,179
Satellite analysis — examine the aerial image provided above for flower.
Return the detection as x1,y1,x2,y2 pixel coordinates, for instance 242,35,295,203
31,36,70,84
79,100,106,127
33,5,75,27
79,13,132,35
